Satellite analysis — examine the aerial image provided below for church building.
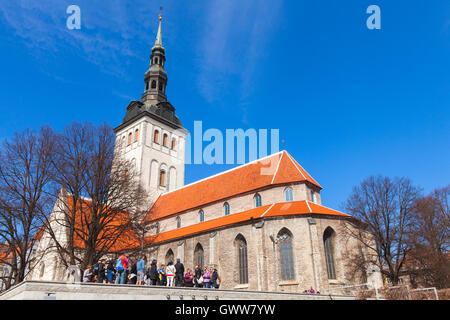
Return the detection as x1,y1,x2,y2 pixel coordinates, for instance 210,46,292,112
28,17,381,294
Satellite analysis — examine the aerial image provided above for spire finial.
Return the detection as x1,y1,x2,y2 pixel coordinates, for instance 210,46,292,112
153,7,164,49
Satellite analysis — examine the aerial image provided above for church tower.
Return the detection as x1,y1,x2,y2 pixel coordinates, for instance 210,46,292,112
114,15,187,202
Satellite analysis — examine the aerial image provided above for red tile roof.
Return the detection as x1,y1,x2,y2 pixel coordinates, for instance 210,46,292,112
143,150,322,222
143,200,349,246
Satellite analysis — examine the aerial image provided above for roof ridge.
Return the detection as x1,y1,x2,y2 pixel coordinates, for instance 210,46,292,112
270,151,285,185
158,151,284,196
285,152,307,180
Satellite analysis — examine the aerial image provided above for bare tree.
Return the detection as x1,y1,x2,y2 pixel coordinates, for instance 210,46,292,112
0,127,57,290
407,185,450,288
44,122,149,271
343,175,421,285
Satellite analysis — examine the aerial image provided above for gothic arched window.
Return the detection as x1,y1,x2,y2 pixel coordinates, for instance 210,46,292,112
254,193,262,208
176,216,181,229
165,249,174,265
134,129,139,142
171,138,176,150
199,210,205,222
224,202,230,216
128,132,132,145
154,130,160,144
163,134,168,147
284,187,293,201
194,243,204,268
235,235,248,284
278,229,295,281
323,227,337,279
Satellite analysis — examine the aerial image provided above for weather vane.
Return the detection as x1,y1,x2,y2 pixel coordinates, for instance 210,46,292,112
159,6,163,20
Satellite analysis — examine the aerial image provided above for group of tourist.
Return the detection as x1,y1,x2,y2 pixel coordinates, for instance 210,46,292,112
82,254,221,289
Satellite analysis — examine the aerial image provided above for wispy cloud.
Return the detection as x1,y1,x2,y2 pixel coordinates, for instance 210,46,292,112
0,0,159,78
196,0,283,109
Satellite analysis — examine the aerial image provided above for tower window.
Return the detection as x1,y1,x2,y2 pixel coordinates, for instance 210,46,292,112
199,210,205,222
163,134,168,147
134,129,139,142
146,81,149,91
159,170,166,186
176,216,181,229
171,138,176,150
310,190,315,203
154,130,160,144
155,57,159,65
159,81,163,91
151,80,156,89
128,132,132,145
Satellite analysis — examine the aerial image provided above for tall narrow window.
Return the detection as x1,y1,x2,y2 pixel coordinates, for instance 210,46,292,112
278,229,295,281
235,235,248,284
310,190,315,203
194,243,204,267
163,134,168,147
151,80,157,89
254,193,262,208
171,138,176,150
165,249,174,265
284,187,293,201
159,81,163,91
134,129,139,142
159,170,166,186
128,132,132,145
199,210,205,222
154,130,160,144
323,227,337,279
176,216,181,229
224,202,230,216
146,81,149,90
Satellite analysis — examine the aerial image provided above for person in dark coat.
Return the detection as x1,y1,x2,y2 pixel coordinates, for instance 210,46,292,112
97,259,107,283
147,259,159,285
210,268,219,289
128,260,137,284
174,258,185,287
194,264,203,288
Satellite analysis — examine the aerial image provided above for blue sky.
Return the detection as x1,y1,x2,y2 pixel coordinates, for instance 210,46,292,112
0,0,449,210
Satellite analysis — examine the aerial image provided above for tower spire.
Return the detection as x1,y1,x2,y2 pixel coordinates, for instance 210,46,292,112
153,11,163,49
142,11,168,105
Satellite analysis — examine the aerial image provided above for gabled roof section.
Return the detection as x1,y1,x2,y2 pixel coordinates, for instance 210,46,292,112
143,200,349,246
143,151,322,222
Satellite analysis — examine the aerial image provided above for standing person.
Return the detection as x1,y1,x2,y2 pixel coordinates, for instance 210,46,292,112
184,269,194,287
194,264,203,288
166,261,176,287
202,267,211,289
175,258,185,287
83,265,93,282
97,259,106,283
115,254,129,284
147,259,158,286
136,255,146,286
210,268,219,289
128,260,137,284
158,264,166,286
106,260,115,284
